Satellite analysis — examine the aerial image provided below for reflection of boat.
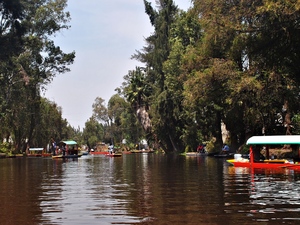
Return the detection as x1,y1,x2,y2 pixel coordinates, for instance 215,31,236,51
227,135,300,170
186,152,207,156
214,153,234,158
105,153,122,157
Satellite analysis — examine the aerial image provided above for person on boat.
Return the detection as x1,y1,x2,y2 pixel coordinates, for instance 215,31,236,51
253,146,265,162
51,138,56,156
108,144,114,154
197,144,206,153
221,144,230,154
61,145,66,156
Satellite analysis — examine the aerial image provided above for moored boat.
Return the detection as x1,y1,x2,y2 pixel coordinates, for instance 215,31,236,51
42,153,52,157
90,151,108,155
52,154,82,159
227,135,300,170
27,148,43,157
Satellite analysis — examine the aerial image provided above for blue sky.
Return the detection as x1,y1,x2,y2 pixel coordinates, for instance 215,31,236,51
44,0,192,129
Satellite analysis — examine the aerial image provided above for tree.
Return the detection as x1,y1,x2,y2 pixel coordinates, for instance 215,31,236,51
82,117,104,149
191,0,300,146
0,0,75,152
92,97,109,125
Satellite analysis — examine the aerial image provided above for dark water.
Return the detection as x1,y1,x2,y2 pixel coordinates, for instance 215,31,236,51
1,154,300,225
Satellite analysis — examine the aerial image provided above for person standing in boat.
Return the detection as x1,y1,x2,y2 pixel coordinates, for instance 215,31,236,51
108,144,114,154
61,145,66,156
51,138,57,156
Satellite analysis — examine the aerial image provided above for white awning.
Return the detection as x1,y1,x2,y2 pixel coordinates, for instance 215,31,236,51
29,148,44,151
246,135,300,145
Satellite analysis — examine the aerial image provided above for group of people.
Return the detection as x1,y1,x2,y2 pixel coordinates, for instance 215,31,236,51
50,138,71,156
196,144,206,153
196,143,230,154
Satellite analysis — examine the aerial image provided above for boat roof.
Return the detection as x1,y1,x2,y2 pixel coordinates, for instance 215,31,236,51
61,140,77,145
247,135,300,145
29,148,43,151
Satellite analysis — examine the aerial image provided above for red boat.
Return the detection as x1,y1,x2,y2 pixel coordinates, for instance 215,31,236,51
227,135,300,170
90,151,108,155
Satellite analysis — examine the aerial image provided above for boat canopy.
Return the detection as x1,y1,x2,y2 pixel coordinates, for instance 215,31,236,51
29,148,43,151
246,135,300,145
62,140,77,145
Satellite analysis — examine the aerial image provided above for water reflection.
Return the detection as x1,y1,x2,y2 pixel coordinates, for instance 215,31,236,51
224,166,300,224
1,155,300,224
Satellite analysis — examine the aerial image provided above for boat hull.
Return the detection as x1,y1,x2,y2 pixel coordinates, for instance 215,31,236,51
227,159,300,170
52,154,82,159
90,151,108,155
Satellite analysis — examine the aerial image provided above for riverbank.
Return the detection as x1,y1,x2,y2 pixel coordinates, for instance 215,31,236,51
261,147,297,159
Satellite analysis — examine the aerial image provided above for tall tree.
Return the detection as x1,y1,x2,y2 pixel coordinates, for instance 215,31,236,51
0,0,75,152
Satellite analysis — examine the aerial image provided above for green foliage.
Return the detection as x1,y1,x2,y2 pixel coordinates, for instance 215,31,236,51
0,0,75,152
292,114,300,135
0,142,11,153
122,0,300,153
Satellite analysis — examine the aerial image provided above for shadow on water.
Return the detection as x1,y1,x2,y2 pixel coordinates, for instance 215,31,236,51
1,154,300,224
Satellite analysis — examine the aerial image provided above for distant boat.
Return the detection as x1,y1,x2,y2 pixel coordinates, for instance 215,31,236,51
81,151,89,156
52,140,82,159
52,154,82,159
90,151,108,155
27,148,43,157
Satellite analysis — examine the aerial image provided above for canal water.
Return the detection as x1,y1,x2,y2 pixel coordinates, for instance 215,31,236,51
1,154,300,225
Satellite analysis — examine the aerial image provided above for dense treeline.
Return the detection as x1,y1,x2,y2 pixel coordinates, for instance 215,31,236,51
2,0,300,154
0,0,75,153
119,0,300,153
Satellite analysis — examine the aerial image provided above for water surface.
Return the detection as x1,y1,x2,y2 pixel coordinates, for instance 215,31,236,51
1,154,300,225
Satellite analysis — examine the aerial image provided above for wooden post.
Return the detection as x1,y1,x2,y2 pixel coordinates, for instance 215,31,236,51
250,146,254,164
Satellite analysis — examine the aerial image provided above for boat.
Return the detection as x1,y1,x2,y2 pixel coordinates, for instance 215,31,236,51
81,150,89,156
90,142,109,155
52,140,82,159
27,148,43,157
90,151,108,155
52,154,82,159
227,135,300,170
42,153,52,157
